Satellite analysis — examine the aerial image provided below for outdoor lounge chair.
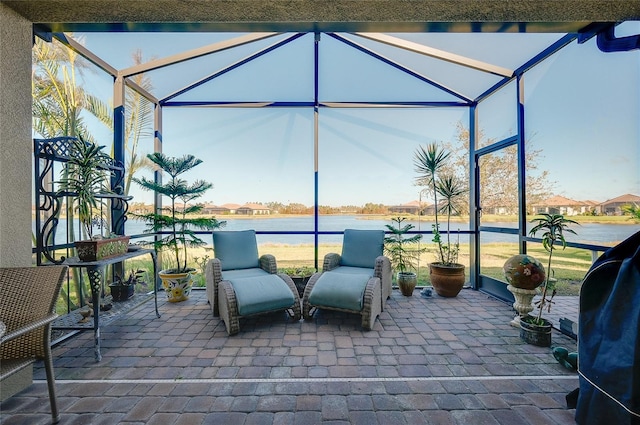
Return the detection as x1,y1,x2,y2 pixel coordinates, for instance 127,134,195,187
303,229,392,330
0,265,68,424
205,230,301,335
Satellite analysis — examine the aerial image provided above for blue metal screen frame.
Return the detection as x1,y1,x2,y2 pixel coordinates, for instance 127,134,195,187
35,28,621,298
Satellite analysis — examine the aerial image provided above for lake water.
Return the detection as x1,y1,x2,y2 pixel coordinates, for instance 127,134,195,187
40,216,640,248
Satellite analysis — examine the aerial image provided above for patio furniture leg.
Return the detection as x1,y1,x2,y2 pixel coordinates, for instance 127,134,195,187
43,335,60,423
85,265,104,362
278,273,302,321
302,273,321,320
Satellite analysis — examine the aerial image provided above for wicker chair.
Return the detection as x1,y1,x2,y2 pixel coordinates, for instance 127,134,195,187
0,265,68,424
303,229,392,330
205,230,301,335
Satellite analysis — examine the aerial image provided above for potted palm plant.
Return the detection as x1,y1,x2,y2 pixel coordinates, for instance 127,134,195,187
520,213,578,346
58,136,130,261
384,217,425,296
133,153,226,302
414,143,467,297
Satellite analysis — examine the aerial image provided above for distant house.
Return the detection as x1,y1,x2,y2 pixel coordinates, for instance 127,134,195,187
221,203,241,214
388,200,425,215
597,193,640,216
530,195,588,216
201,203,240,215
236,203,271,215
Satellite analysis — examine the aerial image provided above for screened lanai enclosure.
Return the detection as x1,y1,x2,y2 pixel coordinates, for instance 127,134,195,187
33,22,640,308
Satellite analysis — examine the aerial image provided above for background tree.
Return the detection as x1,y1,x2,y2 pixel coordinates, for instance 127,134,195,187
438,121,555,216
83,49,156,197
33,36,112,308
622,203,640,222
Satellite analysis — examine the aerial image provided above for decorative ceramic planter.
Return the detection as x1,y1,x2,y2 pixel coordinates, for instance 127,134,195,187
520,317,552,347
75,236,130,262
159,270,193,303
506,284,538,327
503,254,545,290
429,263,465,297
397,272,417,296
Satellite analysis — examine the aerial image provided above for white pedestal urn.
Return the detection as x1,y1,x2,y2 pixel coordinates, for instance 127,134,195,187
502,254,546,328
506,285,538,327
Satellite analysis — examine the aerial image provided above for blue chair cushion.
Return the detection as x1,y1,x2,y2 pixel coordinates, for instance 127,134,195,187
213,230,260,271
222,268,270,280
309,270,370,311
229,274,295,316
330,266,374,277
340,229,384,268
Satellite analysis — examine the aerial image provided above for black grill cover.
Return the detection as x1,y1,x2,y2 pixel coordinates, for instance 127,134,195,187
576,230,640,425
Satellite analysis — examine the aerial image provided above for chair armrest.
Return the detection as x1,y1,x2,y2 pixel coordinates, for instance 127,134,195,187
375,255,393,305
0,314,57,345
205,259,223,316
374,255,392,282
323,253,341,271
260,254,278,274
207,258,223,284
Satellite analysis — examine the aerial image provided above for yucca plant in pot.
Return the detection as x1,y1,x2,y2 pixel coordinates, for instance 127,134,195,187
520,213,578,346
414,143,467,297
133,153,226,302
384,217,425,296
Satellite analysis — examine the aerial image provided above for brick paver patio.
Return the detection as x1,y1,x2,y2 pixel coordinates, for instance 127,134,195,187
0,287,579,424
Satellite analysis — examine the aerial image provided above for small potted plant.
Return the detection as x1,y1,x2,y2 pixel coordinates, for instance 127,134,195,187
109,269,147,301
133,153,226,302
58,136,130,261
281,266,316,297
520,213,578,346
384,217,425,296
414,143,467,297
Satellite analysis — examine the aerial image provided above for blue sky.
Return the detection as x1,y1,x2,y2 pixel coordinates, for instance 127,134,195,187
75,23,639,207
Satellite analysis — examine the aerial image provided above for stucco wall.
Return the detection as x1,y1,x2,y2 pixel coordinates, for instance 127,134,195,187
0,4,33,266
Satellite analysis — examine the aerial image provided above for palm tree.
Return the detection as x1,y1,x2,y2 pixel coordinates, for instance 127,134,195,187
33,36,112,307
414,144,448,263
622,203,640,222
414,143,466,265
528,213,579,324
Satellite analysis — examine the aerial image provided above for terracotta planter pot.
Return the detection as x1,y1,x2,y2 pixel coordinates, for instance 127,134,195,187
520,316,552,347
159,270,193,303
429,262,465,297
397,272,417,296
75,235,130,262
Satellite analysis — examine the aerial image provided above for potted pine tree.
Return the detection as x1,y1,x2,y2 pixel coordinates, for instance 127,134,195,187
384,217,425,296
520,213,578,346
133,153,225,302
414,143,467,297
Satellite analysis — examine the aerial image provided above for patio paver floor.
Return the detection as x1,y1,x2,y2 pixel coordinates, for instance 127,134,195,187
0,288,579,424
